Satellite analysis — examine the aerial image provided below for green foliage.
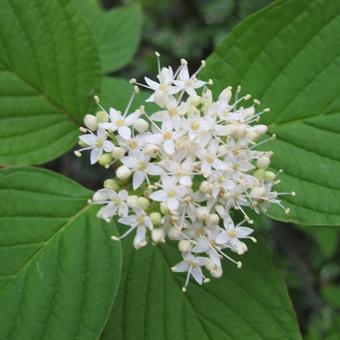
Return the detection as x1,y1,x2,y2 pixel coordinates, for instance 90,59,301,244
0,0,100,165
203,0,340,226
0,167,122,339
100,77,149,111
101,231,301,340
75,0,142,73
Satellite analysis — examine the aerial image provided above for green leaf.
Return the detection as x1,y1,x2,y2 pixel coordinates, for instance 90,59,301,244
0,167,121,339
0,0,100,166
322,285,340,308
101,233,301,340
203,0,340,225
100,77,149,112
99,76,156,117
75,1,142,73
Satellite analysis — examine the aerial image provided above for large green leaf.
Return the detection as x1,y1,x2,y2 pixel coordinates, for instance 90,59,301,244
0,167,121,339
75,0,142,73
101,233,301,340
203,0,340,225
99,77,147,111
0,0,100,165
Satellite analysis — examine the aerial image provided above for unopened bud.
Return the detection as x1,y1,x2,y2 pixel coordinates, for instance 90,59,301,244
151,228,165,243
200,181,212,194
250,186,266,199
133,119,149,133
103,179,119,191
264,171,276,182
168,227,181,240
98,153,113,167
178,240,192,253
206,214,219,226
160,202,169,214
210,266,223,278
112,146,125,159
96,110,109,123
144,144,159,158
150,212,162,225
116,165,131,181
256,156,270,169
84,114,98,131
196,207,209,221
127,195,138,206
136,197,150,210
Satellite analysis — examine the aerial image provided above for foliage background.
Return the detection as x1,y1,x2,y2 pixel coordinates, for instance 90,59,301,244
1,0,339,338
46,0,340,338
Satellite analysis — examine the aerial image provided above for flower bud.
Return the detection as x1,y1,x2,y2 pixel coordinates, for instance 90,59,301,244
154,90,168,107
78,140,88,147
133,119,149,133
200,181,212,194
210,266,223,278
151,228,165,243
168,227,181,240
256,156,270,169
98,153,113,167
160,202,169,214
136,197,150,210
250,186,266,199
206,214,219,226
112,146,125,159
144,144,159,158
116,165,131,181
253,169,265,180
264,171,276,181
236,242,248,255
178,240,192,253
96,110,109,123
84,114,98,131
196,207,209,221
92,191,106,202
253,124,268,136
104,179,119,191
150,212,162,225
127,195,138,206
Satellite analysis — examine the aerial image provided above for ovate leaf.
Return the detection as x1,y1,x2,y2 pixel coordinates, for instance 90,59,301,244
203,0,340,225
75,1,142,73
0,0,100,165
101,234,301,340
0,167,121,339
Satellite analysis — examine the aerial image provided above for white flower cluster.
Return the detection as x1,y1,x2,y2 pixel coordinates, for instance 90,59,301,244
76,53,295,291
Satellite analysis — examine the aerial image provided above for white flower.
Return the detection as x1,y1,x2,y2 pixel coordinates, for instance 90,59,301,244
118,208,153,249
191,227,223,267
100,108,140,139
93,189,128,221
216,217,254,255
122,152,163,189
146,121,181,155
78,128,114,164
145,67,179,107
197,140,228,177
173,64,206,97
163,157,195,186
172,253,209,291
149,176,187,211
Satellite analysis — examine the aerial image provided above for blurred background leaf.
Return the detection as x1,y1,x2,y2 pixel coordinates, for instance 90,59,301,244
75,0,142,73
